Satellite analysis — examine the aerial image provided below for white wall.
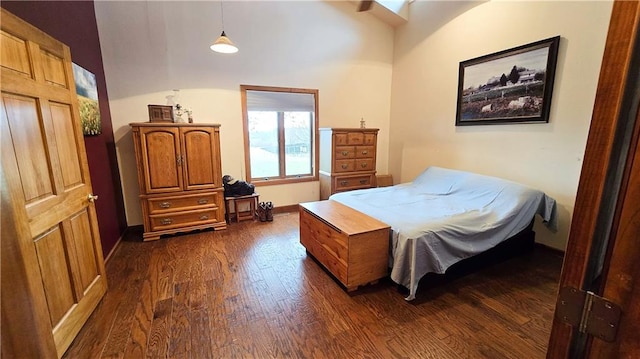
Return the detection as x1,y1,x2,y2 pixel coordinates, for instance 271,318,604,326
390,0,613,250
96,1,394,225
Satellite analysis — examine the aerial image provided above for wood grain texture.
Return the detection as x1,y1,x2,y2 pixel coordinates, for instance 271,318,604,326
589,86,640,358
2,8,107,358
63,212,562,358
131,123,226,241
547,1,640,357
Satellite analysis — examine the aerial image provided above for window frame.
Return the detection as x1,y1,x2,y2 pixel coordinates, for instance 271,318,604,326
240,85,319,186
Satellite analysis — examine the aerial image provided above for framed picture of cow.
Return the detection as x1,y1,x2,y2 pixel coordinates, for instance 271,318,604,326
455,36,560,126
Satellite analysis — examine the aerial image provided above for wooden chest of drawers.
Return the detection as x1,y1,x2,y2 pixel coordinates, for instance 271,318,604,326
319,128,378,199
299,200,390,291
131,123,226,240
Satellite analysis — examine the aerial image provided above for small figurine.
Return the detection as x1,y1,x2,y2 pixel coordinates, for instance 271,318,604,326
360,117,366,129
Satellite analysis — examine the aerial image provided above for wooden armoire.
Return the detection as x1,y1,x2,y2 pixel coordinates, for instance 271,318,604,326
1,9,107,358
130,123,227,241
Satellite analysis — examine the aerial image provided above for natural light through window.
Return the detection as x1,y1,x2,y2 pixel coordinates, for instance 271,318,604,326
242,85,319,185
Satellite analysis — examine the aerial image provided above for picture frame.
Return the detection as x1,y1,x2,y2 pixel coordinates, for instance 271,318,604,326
455,36,560,126
72,63,102,135
148,105,174,122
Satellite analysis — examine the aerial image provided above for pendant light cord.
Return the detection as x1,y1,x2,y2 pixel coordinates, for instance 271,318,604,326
220,1,225,30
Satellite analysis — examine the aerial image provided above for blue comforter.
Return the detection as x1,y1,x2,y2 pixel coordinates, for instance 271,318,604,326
330,166,557,300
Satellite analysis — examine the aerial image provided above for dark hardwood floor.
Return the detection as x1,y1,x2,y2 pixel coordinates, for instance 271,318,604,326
64,212,563,358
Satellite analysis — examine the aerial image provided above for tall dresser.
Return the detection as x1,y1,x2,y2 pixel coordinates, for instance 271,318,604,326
319,128,379,200
130,123,227,240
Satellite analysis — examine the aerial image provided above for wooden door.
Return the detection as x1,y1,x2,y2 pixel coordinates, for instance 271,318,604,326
0,9,107,358
138,125,183,194
181,126,222,191
547,1,640,357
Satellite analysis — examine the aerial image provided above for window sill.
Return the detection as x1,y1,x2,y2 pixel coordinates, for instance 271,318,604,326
251,176,318,187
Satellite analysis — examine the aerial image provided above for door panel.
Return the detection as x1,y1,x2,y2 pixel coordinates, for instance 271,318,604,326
0,30,32,77
49,102,82,188
1,8,107,358
2,94,55,202
140,127,182,193
40,49,68,88
68,210,99,292
34,226,76,327
182,127,220,190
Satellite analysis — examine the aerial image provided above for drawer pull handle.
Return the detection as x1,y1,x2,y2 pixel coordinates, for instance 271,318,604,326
199,215,209,220
341,151,349,156
197,199,209,204
161,218,173,225
159,201,171,208
359,179,367,184
341,164,348,169
361,163,368,168
340,180,348,186
361,150,368,155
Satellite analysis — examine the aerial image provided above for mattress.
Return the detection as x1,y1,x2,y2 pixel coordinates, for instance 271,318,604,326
330,166,557,300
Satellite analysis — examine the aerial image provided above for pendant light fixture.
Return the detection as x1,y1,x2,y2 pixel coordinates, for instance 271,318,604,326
210,0,238,54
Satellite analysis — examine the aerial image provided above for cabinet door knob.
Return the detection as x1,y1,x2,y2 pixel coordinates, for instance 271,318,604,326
197,199,209,205
199,215,209,220
159,201,171,208
87,194,99,203
161,218,173,225
341,151,349,156
341,164,348,169
361,162,367,168
361,150,368,155
340,181,348,186
359,179,367,184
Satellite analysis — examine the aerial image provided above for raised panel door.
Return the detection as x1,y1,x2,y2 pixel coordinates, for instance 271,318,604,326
139,126,183,194
1,9,107,358
180,126,221,191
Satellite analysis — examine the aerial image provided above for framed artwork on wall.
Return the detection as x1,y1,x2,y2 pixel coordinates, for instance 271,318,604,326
72,63,102,135
455,36,560,126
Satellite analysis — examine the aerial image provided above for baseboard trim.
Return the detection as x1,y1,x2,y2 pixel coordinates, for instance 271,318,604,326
273,204,298,214
104,235,123,263
104,225,144,263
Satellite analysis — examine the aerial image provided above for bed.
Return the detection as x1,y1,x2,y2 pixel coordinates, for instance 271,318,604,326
329,166,557,300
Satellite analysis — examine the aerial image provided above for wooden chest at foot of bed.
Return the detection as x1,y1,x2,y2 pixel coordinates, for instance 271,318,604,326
299,200,390,291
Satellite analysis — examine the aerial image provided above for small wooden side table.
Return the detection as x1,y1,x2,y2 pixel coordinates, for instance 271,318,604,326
225,193,260,222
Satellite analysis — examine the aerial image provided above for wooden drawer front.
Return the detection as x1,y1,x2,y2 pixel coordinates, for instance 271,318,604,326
334,146,355,160
355,146,374,158
335,174,374,191
148,193,218,214
347,132,364,145
363,133,376,145
150,208,221,231
299,208,348,284
335,159,355,173
334,133,348,146
355,158,374,171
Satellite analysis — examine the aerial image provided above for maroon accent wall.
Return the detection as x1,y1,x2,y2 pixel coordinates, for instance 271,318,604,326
2,1,128,258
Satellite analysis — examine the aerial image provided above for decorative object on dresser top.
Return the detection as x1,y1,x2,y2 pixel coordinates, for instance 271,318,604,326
319,128,379,200
330,166,558,300
130,123,226,240
148,105,174,122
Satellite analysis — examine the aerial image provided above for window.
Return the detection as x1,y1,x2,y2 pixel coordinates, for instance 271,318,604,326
241,85,319,185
